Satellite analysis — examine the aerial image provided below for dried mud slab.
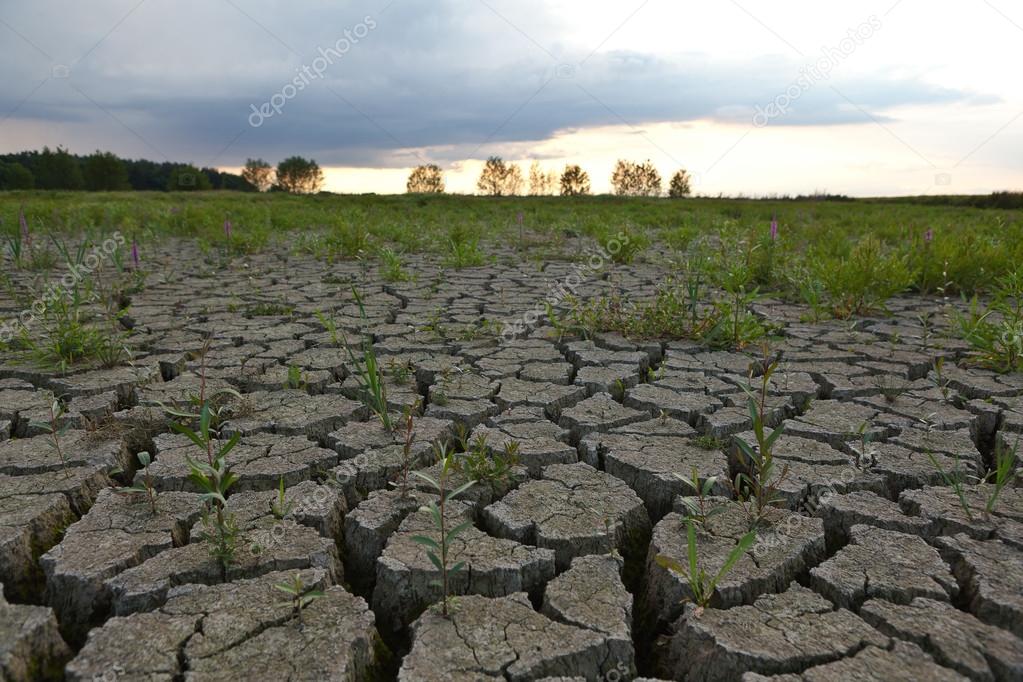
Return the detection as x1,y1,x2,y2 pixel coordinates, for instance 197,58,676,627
541,554,635,675
580,429,727,521
0,431,129,477
814,490,932,547
40,488,201,642
743,641,968,681
0,589,71,682
558,392,647,441
483,462,651,570
900,485,1023,549
642,504,825,629
103,488,342,616
935,533,1023,638
220,389,366,442
66,569,382,682
658,585,888,682
147,431,338,492
398,593,622,681
810,525,958,610
373,500,555,634
861,597,1023,682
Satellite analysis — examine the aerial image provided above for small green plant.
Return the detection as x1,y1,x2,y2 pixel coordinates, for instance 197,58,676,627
694,434,723,451
411,444,477,617
730,349,789,527
674,466,724,526
339,287,391,430
387,358,414,385
931,357,952,403
984,439,1019,518
850,422,878,470
269,475,293,519
927,452,975,522
274,573,324,627
284,365,306,390
458,435,518,485
444,230,487,268
655,519,756,611
810,236,913,318
392,404,417,497
873,374,908,404
378,247,411,282
29,397,71,478
954,267,1023,372
115,451,158,513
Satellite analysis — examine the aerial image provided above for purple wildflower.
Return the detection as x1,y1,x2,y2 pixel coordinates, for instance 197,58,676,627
769,218,778,241
516,211,524,225
924,228,933,243
224,219,232,239
131,240,140,268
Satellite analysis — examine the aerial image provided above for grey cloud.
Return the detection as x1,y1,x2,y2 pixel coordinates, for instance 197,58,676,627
0,0,984,167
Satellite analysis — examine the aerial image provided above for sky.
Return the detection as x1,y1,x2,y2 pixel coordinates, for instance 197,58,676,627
1,0,1021,196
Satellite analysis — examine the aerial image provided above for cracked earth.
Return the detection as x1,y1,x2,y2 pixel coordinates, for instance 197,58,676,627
1,244,1022,681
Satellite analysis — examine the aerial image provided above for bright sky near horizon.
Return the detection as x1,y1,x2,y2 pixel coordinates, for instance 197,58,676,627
1,0,1021,196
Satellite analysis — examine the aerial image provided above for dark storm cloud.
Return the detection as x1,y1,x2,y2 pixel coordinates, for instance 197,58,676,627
0,0,980,167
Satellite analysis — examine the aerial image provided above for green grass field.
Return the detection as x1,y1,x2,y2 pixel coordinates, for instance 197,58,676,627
3,190,1021,295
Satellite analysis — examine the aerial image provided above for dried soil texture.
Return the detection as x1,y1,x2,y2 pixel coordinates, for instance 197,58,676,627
0,244,1019,680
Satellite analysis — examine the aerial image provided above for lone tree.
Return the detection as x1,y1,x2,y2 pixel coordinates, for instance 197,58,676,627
611,159,661,196
407,164,445,193
83,151,130,191
276,156,324,193
528,161,558,196
476,156,523,196
669,169,692,198
560,164,591,196
242,158,275,192
167,164,211,191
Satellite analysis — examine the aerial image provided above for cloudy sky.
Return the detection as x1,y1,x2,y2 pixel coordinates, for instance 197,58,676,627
1,0,1021,195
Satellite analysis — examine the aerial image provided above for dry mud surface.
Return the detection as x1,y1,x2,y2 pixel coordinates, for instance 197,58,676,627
1,249,1022,681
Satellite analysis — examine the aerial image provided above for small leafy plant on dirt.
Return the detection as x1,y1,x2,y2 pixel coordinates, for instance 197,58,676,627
810,236,913,319
954,267,1023,372
850,422,878,470
269,475,293,519
674,466,724,526
392,404,417,497
411,444,477,617
730,350,790,528
927,452,976,522
274,573,324,627
458,434,519,485
983,438,1020,518
338,287,391,429
873,374,908,403
29,396,71,478
284,365,306,390
378,246,411,282
115,451,158,513
655,519,756,612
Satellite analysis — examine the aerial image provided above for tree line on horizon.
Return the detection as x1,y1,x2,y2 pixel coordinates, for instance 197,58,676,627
409,157,693,198
0,147,326,194
0,147,690,198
